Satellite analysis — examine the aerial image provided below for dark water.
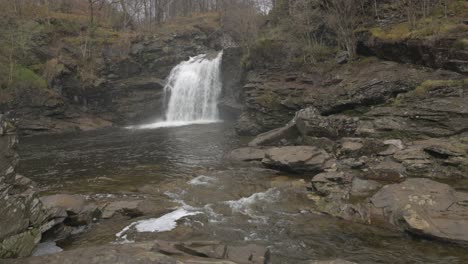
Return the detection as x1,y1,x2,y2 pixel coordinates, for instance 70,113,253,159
18,123,468,264
18,122,241,194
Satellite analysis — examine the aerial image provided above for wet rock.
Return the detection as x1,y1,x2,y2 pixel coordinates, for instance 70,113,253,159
219,47,244,118
262,146,332,173
101,200,143,219
40,194,99,226
229,147,267,162
371,178,468,245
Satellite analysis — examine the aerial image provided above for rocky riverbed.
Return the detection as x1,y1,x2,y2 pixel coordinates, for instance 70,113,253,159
0,120,467,263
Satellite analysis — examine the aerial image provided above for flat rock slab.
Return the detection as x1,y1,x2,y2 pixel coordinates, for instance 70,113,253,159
262,146,332,173
371,178,468,245
40,195,86,215
229,147,266,162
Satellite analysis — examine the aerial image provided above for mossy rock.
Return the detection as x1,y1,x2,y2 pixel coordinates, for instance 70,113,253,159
413,79,467,97
0,229,41,258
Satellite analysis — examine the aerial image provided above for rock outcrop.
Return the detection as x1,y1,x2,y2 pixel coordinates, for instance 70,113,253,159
235,59,462,136
0,115,49,258
357,31,468,74
241,69,468,244
371,178,468,245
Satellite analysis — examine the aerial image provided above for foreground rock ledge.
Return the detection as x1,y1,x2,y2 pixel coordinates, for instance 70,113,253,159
5,240,270,264
371,178,468,245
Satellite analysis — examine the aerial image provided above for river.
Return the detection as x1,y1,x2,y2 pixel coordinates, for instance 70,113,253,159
17,122,468,264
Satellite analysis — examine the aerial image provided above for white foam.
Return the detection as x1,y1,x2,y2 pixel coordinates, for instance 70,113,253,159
129,120,222,130
116,208,201,238
225,189,279,212
188,175,218,186
224,189,280,222
32,242,63,256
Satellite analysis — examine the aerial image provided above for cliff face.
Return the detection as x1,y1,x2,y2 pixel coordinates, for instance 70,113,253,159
2,14,223,135
0,115,49,258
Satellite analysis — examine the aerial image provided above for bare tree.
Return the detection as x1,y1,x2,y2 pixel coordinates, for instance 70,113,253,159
323,0,361,59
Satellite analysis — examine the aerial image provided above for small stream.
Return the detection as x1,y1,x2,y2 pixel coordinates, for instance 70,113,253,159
18,123,468,264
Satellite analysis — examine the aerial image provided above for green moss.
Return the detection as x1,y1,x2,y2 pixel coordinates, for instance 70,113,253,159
369,6,466,42
369,24,411,41
13,65,48,90
414,79,466,97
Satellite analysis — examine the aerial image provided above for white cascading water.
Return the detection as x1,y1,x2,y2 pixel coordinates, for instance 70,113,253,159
138,52,223,129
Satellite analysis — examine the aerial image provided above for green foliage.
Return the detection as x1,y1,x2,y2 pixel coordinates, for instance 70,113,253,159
302,44,336,64
11,64,48,90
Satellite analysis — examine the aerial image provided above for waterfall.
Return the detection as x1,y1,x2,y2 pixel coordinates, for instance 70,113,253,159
138,52,223,129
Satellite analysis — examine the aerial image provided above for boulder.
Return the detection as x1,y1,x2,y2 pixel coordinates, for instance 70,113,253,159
248,123,299,147
229,147,267,162
371,178,468,245
262,146,333,173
